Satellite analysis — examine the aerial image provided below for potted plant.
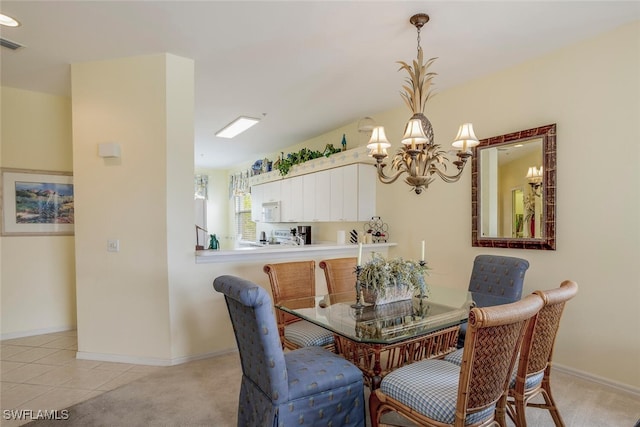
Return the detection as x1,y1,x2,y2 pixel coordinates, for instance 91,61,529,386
358,253,429,305
275,144,343,176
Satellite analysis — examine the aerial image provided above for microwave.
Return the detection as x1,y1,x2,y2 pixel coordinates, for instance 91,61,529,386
261,201,281,223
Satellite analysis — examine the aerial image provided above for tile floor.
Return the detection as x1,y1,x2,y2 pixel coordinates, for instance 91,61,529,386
0,330,164,426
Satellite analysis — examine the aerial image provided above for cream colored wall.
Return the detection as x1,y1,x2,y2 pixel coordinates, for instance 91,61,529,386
230,21,640,388
370,22,639,388
163,55,200,361
0,87,76,337
2,21,638,387
71,54,193,361
500,152,539,237
194,169,232,249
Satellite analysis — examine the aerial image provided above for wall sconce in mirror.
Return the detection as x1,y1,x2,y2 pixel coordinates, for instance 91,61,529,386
526,166,543,197
472,124,556,250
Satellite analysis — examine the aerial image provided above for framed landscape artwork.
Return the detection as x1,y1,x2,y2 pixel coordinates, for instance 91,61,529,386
1,168,74,236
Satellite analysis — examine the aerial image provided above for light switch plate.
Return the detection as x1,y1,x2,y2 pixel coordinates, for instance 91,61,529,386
107,239,120,252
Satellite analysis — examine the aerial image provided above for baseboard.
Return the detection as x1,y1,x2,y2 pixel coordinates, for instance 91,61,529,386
0,326,75,341
553,363,640,397
75,348,237,366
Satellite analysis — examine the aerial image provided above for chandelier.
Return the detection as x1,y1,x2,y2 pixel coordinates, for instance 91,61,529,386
367,13,479,194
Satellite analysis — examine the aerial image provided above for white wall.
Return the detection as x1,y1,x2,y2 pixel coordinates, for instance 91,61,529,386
0,87,76,338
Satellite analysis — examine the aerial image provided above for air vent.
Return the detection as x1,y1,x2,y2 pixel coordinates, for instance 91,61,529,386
1,37,23,50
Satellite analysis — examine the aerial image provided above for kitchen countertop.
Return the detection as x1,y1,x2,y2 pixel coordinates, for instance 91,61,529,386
195,242,397,264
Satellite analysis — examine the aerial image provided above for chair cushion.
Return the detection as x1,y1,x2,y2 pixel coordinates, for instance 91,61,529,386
443,347,464,365
469,255,528,307
285,320,335,347
444,348,544,390
380,359,495,425
285,346,364,401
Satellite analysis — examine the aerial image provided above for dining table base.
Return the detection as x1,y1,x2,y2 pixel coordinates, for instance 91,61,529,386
333,325,460,389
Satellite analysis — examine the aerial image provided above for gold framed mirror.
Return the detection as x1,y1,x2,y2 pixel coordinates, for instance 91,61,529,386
471,124,556,250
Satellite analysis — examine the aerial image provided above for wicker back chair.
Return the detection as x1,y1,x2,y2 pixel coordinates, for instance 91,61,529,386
213,275,365,427
319,257,357,294
497,280,578,427
369,294,544,427
263,261,335,351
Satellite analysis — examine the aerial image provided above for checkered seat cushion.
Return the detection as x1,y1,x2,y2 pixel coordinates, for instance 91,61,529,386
444,348,544,389
380,359,495,425
285,320,334,348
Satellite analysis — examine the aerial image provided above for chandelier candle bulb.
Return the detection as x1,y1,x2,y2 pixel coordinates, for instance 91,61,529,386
452,123,480,153
366,126,391,157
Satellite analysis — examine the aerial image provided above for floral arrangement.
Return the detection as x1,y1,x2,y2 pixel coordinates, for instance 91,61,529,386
359,253,429,305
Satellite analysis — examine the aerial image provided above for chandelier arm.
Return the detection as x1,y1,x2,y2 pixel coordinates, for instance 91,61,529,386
432,165,464,183
374,164,407,185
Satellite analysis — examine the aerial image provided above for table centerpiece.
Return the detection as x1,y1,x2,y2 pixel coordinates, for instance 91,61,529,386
358,252,429,305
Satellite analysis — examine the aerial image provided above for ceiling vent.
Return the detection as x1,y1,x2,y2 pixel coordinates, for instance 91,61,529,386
1,37,23,50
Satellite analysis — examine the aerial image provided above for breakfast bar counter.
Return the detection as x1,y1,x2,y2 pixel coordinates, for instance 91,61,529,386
195,242,397,264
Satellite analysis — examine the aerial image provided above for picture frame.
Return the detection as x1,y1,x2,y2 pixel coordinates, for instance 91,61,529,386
1,168,74,236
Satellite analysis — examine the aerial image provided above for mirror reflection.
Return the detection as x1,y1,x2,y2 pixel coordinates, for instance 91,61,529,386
479,138,543,238
472,124,556,250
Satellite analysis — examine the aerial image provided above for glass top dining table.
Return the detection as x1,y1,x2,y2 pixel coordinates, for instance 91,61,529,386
276,285,474,388
275,285,474,345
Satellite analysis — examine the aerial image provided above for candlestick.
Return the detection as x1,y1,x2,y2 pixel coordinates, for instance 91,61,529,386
351,265,364,309
357,242,363,266
421,240,425,262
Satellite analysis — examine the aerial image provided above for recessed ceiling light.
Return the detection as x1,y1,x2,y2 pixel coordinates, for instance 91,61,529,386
215,116,260,139
0,13,20,27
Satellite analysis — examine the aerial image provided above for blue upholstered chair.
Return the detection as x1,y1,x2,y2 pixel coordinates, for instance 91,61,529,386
458,254,530,347
369,294,544,427
213,275,365,427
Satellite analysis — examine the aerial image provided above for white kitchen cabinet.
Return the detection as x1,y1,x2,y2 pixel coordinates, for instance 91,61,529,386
302,169,331,222
261,180,281,203
250,180,281,222
356,164,376,221
254,163,375,223
281,175,304,222
330,165,357,221
330,164,376,222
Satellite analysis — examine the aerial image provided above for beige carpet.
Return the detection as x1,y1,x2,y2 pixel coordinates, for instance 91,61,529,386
24,353,240,427
24,351,639,427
